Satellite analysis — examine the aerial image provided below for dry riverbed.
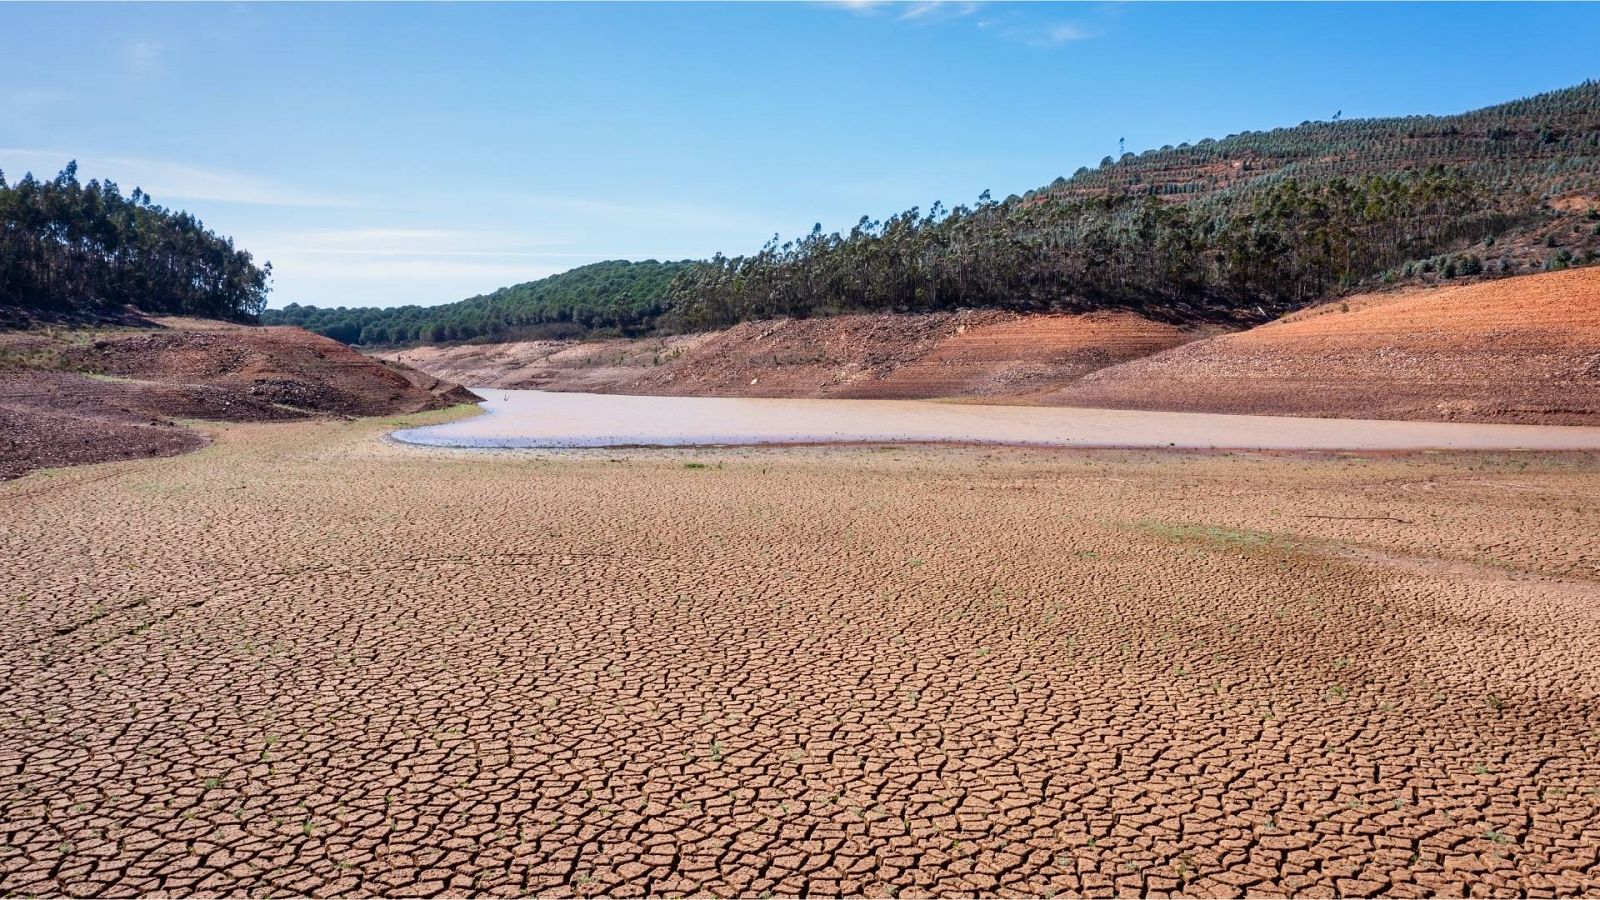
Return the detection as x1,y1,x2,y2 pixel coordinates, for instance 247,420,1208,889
2,411,1598,896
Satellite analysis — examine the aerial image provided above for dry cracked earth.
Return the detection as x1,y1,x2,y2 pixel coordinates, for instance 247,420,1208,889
2,412,1599,897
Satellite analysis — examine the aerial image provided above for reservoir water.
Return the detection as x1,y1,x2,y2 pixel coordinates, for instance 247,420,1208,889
391,390,1600,452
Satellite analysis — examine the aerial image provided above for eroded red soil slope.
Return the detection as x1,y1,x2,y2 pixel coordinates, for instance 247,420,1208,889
60,323,479,417
0,319,477,479
1051,267,1600,424
844,312,1201,400
382,310,1203,402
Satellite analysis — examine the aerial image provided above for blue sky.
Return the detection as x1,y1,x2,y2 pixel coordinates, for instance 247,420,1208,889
4,2,1596,309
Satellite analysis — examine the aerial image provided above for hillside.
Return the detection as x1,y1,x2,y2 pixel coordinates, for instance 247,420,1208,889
1047,265,1600,425
385,267,1600,426
263,259,694,345
661,82,1600,332
379,310,1212,401
0,319,476,479
292,82,1600,349
1034,81,1600,205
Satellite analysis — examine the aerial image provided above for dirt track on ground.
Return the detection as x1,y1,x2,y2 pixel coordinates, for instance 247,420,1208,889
2,417,1598,896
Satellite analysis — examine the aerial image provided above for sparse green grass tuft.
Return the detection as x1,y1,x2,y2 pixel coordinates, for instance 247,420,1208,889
1137,520,1284,551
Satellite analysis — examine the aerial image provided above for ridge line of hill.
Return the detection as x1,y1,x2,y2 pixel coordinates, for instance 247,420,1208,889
269,80,1600,347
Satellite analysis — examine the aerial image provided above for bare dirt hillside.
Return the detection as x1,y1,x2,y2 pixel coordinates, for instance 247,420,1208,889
1049,266,1600,424
0,318,477,479
381,332,717,394
59,323,480,416
380,310,1204,402
844,312,1203,400
383,268,1600,425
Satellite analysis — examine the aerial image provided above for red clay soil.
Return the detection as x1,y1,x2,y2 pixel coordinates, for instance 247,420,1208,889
386,269,1600,425
382,310,1203,402
1049,266,1600,424
622,310,1016,399
842,312,1204,400
60,324,479,417
0,319,477,479
0,397,204,481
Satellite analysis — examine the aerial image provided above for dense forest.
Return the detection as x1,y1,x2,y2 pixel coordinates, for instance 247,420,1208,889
263,259,692,344
274,80,1600,344
662,167,1522,331
0,162,272,323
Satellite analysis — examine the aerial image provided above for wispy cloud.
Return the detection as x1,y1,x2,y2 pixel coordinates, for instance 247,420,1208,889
0,148,359,208
516,193,771,234
261,243,583,306
11,88,74,110
830,1,1106,48
823,0,896,15
255,227,579,262
978,18,1098,48
124,39,164,76
829,0,980,21
245,227,596,293
272,257,568,284
898,2,979,22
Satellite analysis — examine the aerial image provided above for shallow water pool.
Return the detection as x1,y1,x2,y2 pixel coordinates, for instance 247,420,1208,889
390,390,1600,452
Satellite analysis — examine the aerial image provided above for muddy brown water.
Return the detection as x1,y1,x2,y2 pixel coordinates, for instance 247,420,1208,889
393,389,1600,451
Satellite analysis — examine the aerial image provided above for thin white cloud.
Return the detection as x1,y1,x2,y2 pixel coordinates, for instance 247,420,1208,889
247,225,716,308
244,227,598,291
516,193,771,234
265,256,576,308
272,257,566,283
11,88,74,110
0,148,359,208
823,0,894,14
987,20,1097,48
124,39,164,76
826,0,979,21
286,249,591,259
267,227,572,254
834,2,1105,48
898,2,979,22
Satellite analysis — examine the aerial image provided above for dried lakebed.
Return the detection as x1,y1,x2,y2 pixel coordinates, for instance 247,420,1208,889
394,389,1600,451
3,412,1599,896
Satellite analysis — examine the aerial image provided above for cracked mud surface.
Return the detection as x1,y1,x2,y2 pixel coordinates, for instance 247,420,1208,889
2,416,1599,897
